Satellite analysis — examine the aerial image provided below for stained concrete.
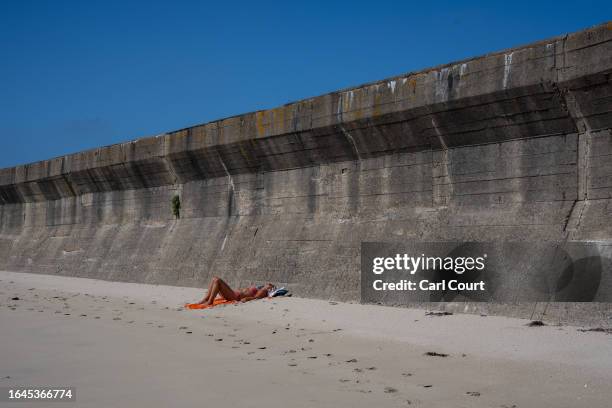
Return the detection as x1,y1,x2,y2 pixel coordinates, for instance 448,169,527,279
1,23,611,325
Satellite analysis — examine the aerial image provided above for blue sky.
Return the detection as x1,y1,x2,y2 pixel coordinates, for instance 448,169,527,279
1,0,610,168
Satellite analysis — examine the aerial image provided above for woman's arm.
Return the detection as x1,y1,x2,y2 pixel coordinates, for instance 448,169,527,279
240,288,269,303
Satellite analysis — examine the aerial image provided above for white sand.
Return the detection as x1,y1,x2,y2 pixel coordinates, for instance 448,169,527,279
1,271,611,408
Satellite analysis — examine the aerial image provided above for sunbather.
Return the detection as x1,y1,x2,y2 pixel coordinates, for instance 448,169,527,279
196,276,275,305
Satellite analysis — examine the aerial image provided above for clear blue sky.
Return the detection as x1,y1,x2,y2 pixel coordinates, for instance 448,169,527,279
1,1,610,168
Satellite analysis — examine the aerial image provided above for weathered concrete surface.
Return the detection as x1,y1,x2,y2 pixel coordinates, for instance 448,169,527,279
1,23,612,325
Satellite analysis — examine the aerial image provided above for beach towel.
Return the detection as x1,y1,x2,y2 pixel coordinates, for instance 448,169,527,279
185,288,291,310
185,298,236,309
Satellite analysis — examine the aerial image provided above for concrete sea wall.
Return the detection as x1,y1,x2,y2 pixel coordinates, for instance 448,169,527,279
1,23,612,325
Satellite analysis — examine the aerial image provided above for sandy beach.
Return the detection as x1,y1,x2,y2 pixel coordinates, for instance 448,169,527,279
1,270,611,408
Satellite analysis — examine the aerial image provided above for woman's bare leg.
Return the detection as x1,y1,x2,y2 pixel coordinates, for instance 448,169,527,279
197,278,218,304
199,278,219,304
205,277,239,305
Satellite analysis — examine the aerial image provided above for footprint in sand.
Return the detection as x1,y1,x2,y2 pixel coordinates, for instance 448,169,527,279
345,358,358,363
424,352,448,357
466,391,481,397
384,387,397,393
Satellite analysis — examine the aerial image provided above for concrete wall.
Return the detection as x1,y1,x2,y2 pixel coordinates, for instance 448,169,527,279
1,23,611,325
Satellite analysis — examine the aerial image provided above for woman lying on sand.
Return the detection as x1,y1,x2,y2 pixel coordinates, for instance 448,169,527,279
196,276,275,306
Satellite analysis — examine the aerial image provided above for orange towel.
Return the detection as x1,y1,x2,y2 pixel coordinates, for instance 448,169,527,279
185,298,236,309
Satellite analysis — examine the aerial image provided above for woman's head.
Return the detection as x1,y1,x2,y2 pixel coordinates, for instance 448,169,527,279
264,283,276,291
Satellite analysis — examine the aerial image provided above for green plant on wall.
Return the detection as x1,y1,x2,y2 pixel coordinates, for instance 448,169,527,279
171,195,181,219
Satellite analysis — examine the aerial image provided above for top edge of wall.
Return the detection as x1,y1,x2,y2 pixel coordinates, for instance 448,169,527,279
1,21,611,188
